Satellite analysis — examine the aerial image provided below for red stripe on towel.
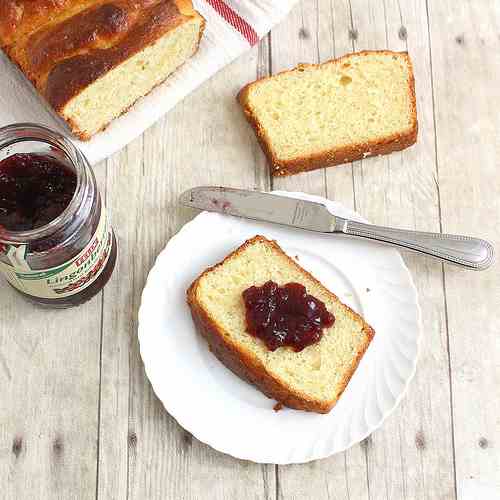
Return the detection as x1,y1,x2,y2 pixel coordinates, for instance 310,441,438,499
205,0,259,46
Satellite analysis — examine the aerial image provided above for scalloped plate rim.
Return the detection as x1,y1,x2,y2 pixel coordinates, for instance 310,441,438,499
138,191,422,464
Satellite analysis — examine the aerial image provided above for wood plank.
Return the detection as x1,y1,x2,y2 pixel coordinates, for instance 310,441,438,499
339,0,458,499
271,0,457,498
268,3,368,500
427,2,500,498
269,2,328,198
95,147,140,500
97,50,274,500
0,175,107,499
0,297,101,500
321,0,357,210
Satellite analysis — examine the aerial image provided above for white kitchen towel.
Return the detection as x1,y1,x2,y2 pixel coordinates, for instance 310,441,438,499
0,0,298,165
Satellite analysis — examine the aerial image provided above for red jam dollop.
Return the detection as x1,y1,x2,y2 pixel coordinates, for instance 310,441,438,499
242,281,335,352
0,153,76,231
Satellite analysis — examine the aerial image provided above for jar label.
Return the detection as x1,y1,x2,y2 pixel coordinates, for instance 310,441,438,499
0,207,112,299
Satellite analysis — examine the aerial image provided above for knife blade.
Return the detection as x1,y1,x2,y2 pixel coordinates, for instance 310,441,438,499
179,186,495,270
179,186,340,233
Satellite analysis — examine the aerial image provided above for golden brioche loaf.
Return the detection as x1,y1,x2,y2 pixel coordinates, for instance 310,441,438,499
238,50,418,176
0,0,205,139
187,236,375,414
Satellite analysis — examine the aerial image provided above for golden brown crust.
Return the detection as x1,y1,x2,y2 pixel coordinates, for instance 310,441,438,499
1,0,205,139
175,0,198,15
0,0,91,47
187,235,375,414
67,4,205,140
238,50,418,176
0,1,166,49
26,3,133,77
44,2,188,112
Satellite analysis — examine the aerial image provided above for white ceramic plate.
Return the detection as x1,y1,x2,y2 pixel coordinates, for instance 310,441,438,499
138,191,421,464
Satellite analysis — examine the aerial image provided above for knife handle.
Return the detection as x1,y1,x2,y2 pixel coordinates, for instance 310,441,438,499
341,220,495,270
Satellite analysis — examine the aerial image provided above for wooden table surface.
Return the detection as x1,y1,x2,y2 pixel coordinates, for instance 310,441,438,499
1,1,499,499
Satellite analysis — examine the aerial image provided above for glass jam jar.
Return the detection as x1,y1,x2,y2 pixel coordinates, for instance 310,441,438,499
0,123,117,308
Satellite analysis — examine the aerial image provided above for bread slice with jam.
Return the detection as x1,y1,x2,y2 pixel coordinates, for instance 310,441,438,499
187,235,374,414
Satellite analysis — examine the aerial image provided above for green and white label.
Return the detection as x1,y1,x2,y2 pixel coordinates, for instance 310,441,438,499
0,208,112,299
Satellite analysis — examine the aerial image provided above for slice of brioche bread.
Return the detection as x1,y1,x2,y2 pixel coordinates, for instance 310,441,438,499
238,50,417,176
187,236,374,413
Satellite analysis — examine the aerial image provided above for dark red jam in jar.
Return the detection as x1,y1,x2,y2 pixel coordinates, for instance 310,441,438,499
0,153,77,231
242,281,335,352
0,124,117,308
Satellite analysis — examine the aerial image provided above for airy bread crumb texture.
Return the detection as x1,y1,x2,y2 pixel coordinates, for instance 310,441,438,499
63,17,202,138
241,51,416,166
194,237,372,406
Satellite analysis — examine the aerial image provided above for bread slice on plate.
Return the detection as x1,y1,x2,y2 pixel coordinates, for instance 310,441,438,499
0,0,205,140
238,50,418,176
187,235,375,414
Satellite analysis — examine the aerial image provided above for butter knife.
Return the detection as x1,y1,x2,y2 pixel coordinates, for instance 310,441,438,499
179,187,495,271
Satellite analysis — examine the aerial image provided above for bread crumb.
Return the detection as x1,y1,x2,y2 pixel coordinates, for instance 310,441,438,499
294,255,300,261
273,402,284,412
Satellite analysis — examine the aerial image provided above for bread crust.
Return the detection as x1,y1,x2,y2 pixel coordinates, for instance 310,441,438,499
187,235,375,414
0,0,205,140
0,0,91,47
238,50,418,176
